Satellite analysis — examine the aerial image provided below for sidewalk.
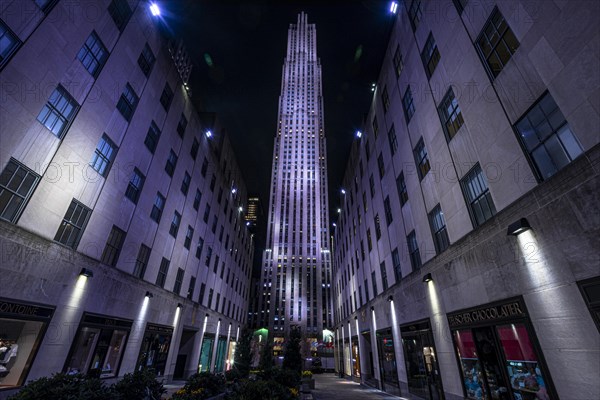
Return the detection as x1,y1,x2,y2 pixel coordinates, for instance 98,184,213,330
310,373,408,400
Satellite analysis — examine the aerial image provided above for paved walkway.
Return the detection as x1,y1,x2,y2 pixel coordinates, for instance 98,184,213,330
311,374,408,400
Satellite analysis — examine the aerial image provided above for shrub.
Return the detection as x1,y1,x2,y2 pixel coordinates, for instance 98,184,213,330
7,373,116,400
113,369,166,400
227,379,298,400
301,370,313,378
171,372,226,400
270,368,300,388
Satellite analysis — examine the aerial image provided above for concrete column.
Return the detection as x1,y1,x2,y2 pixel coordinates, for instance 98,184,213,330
210,319,221,372
185,313,208,377
163,305,184,382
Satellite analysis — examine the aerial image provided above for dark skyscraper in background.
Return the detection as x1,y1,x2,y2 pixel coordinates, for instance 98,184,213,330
257,13,333,342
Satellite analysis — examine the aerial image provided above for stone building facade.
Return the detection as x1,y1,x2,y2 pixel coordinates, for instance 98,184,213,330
332,1,599,399
0,0,253,396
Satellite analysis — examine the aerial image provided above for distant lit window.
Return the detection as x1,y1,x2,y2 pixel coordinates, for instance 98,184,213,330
169,211,181,237
144,121,161,154
438,88,464,140
77,31,108,78
90,134,117,177
429,205,450,254
413,138,430,180
37,85,79,138
150,192,165,223
0,158,40,223
461,163,496,227
116,83,138,122
515,92,582,180
165,149,178,177
402,86,415,123
137,43,155,77
476,8,519,78
0,19,21,69
421,33,440,79
108,0,132,32
160,83,174,111
54,199,91,249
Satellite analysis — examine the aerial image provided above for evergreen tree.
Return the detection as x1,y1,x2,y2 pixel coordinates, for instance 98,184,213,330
282,325,302,372
259,340,274,372
233,330,252,378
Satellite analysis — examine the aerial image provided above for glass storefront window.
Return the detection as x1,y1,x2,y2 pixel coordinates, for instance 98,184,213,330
376,329,398,386
497,324,550,400
214,338,227,372
343,342,351,376
351,340,360,377
0,318,46,388
455,329,486,399
136,324,172,376
199,336,214,372
226,341,236,371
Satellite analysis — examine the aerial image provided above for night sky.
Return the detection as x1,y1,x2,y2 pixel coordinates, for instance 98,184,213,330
161,0,393,242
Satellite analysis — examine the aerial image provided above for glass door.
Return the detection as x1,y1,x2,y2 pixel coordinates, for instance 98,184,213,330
472,327,510,400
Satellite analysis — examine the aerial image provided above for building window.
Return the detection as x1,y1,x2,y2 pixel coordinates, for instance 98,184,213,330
116,83,138,122
169,211,181,238
421,33,441,79
205,246,213,267
453,0,468,14
462,164,497,227
184,226,194,249
160,83,174,111
90,134,117,177
374,214,382,240
377,153,385,179
177,114,188,137
199,283,206,305
156,258,170,288
366,229,372,252
77,31,108,78
407,230,421,271
150,192,165,223
37,85,79,138
133,244,150,278
429,205,450,254
476,8,520,78
203,204,210,223
384,196,393,225
371,271,378,296
211,216,218,233
372,117,379,138
515,92,583,180
380,262,388,291
393,45,403,77
54,199,91,249
125,167,145,204
137,43,155,77
392,248,402,283
187,276,196,300
108,0,132,32
173,268,184,295
365,140,371,161
181,172,191,195
438,88,464,140
408,0,422,31
101,225,126,267
193,189,202,211
387,125,398,156
0,158,40,223
413,138,430,180
402,86,416,123
191,138,199,160
201,158,208,177
165,150,178,177
381,86,390,113
396,172,408,206
0,19,21,68
195,237,204,259
369,175,375,197
210,174,216,191
143,121,160,154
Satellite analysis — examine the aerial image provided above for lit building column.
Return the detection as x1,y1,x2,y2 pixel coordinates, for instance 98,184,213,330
388,297,407,389
119,291,152,376
210,318,221,372
186,313,209,376
164,304,183,381
370,306,382,388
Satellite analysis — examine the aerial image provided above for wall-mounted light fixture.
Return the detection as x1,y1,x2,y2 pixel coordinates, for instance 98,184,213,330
390,1,398,14
370,306,375,311
149,2,161,16
354,316,358,320
355,131,362,139
205,130,213,138
145,291,154,298
422,273,433,283
177,303,183,308
231,188,237,194
507,218,531,236
387,295,393,302
79,268,94,278
340,189,346,195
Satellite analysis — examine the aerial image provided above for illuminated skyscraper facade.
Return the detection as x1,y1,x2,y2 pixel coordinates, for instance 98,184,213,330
257,13,333,341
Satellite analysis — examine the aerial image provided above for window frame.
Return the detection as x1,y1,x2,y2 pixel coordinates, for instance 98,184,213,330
438,88,464,141
461,163,497,227
125,167,145,204
90,134,118,177
36,85,79,138
116,83,138,122
54,199,92,249
475,7,520,79
428,204,450,254
0,19,21,70
413,138,431,180
77,31,109,78
421,32,441,79
0,158,41,223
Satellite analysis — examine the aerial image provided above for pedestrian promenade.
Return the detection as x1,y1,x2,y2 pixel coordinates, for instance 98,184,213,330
310,374,408,400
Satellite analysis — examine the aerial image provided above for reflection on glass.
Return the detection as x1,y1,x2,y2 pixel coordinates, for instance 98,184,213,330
454,330,486,400
376,330,398,386
352,342,361,377
0,318,45,388
198,336,214,372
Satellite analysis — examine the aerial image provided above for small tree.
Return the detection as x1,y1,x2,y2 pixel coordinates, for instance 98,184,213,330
259,340,273,372
282,325,302,372
233,330,252,378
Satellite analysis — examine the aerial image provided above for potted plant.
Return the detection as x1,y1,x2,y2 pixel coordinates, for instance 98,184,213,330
301,370,314,391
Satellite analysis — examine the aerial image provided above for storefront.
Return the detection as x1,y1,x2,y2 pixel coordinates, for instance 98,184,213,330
64,313,132,378
361,330,376,386
0,298,54,389
198,334,214,372
448,297,556,400
343,337,351,376
376,328,399,391
351,335,360,378
225,340,236,371
214,336,227,373
136,323,173,377
400,319,444,400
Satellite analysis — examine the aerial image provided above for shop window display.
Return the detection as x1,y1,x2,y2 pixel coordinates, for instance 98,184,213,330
198,335,214,372
376,329,399,387
351,339,360,377
65,327,127,377
214,337,227,372
136,324,172,376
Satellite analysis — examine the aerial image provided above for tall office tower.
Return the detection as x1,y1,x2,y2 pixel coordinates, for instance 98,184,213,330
245,196,260,226
257,13,333,345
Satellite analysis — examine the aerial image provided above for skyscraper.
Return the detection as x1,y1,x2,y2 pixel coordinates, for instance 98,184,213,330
257,13,333,344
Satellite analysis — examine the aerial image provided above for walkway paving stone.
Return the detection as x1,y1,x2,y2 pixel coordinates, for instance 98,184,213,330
311,373,408,400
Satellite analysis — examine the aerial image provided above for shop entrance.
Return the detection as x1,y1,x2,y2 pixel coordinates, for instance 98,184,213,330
449,297,555,400
401,320,444,400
